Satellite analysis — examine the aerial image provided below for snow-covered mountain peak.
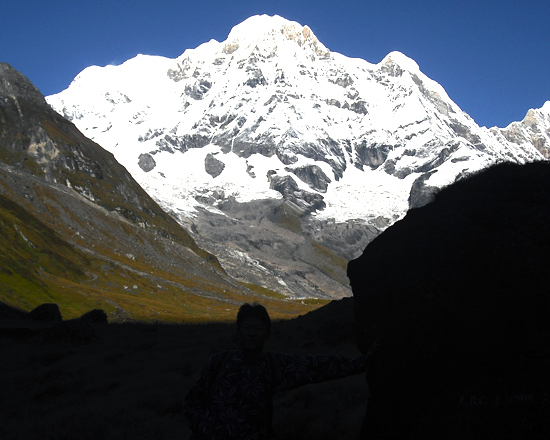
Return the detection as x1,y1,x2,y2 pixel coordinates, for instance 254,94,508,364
218,14,330,60
227,15,323,46
492,101,550,159
227,14,300,40
381,51,420,73
47,13,546,222
67,54,173,98
525,100,550,122
46,15,547,299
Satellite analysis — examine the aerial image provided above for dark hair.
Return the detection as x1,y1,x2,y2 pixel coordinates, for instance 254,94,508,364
236,303,271,333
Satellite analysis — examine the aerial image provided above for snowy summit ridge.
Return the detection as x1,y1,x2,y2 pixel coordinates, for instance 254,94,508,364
47,15,549,299
223,15,330,58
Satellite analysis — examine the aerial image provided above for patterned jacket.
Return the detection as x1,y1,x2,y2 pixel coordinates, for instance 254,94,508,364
184,348,368,439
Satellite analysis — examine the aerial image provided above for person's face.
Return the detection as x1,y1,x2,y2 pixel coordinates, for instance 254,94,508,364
238,317,269,352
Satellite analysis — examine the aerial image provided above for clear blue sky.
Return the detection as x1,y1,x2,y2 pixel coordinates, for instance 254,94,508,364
2,0,549,128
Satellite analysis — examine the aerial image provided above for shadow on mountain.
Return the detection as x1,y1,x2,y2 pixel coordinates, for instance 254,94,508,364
349,161,550,439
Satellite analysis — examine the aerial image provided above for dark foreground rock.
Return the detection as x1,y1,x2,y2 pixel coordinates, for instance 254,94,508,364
0,303,106,343
79,309,109,323
348,162,550,439
27,303,63,322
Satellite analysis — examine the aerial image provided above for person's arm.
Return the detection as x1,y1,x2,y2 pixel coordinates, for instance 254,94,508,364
183,353,223,437
272,351,370,392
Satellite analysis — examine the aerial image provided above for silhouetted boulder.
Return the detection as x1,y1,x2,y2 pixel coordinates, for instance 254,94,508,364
348,162,550,439
28,303,62,322
79,309,108,323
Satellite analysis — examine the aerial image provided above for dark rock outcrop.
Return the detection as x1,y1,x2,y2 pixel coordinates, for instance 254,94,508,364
205,153,225,178
1,303,102,343
79,309,108,323
286,164,331,193
28,303,63,322
408,170,439,209
138,153,156,172
348,162,550,439
184,79,212,99
354,142,391,170
268,174,325,215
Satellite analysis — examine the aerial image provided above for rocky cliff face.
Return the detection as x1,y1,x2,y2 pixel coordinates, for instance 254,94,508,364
46,15,548,298
491,101,550,159
0,63,323,321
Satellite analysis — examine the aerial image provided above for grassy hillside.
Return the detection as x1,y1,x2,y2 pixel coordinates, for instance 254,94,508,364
0,163,327,323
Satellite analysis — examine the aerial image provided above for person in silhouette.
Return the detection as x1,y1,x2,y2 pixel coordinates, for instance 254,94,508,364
184,302,375,440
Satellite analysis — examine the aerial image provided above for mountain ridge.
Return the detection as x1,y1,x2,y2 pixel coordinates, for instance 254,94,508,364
46,15,549,298
0,62,325,320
